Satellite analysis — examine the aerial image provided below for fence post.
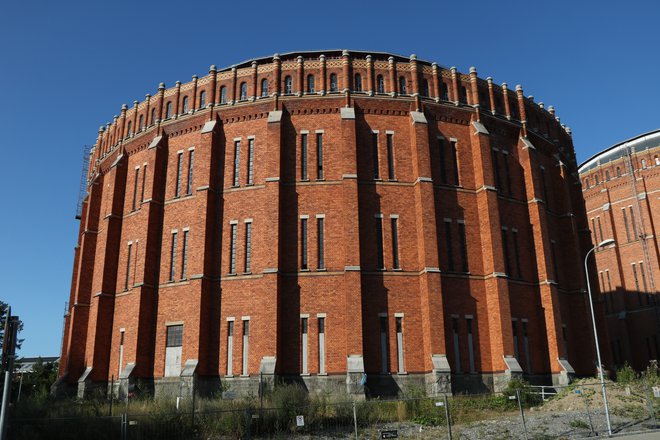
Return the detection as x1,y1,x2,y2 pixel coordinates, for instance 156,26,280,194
580,389,595,436
353,400,358,440
443,394,452,440
644,377,657,428
516,389,529,440
191,373,196,426
109,375,114,417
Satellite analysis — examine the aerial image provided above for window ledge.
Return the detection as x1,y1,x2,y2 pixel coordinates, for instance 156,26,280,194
240,374,250,378
301,373,310,377
392,268,403,271
227,273,237,277
397,372,408,376
316,268,327,272
317,373,328,376
243,272,252,276
300,268,310,272
225,374,234,378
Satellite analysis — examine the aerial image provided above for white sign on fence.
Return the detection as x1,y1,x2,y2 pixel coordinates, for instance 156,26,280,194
296,415,305,427
653,386,660,398
435,401,444,407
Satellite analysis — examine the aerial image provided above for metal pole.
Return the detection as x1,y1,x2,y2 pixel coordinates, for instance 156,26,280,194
644,377,657,428
16,373,23,404
353,400,358,440
581,390,595,435
443,394,452,440
191,373,196,426
585,243,613,435
516,389,529,440
109,376,114,417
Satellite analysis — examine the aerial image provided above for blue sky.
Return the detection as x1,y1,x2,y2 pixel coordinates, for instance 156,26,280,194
1,0,659,357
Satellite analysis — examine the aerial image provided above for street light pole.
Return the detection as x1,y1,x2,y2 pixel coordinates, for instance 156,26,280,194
584,238,615,436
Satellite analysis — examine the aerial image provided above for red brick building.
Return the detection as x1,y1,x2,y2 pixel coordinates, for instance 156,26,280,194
579,131,660,372
58,50,601,398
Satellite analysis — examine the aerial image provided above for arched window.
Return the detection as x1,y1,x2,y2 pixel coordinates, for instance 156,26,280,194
199,91,206,108
585,178,590,189
376,75,385,93
138,115,144,130
421,79,429,97
441,82,449,101
398,76,407,94
219,86,227,104
151,108,157,124
642,159,647,169
354,74,362,92
655,156,660,166
616,167,621,177
605,170,610,181
595,174,600,184
239,82,247,101
182,96,189,113
261,79,269,97
284,76,292,94
459,86,468,104
495,95,503,113
307,75,315,93
165,101,172,119
511,100,519,119
127,121,132,137
329,74,338,92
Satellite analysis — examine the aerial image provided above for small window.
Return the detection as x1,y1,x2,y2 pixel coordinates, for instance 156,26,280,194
595,174,600,185
655,156,660,166
219,86,227,104
616,167,621,177
329,74,337,92
459,86,467,104
421,79,429,97
261,79,269,97
165,101,172,119
398,76,407,94
377,75,385,94
182,96,189,113
307,75,315,93
605,170,610,181
441,82,449,101
239,82,247,101
199,91,206,108
354,74,362,92
641,159,647,169
126,121,132,137
284,76,292,95
151,108,157,124
138,115,144,130
585,178,590,189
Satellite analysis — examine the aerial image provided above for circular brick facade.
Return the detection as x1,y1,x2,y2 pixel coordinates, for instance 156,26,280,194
59,50,599,398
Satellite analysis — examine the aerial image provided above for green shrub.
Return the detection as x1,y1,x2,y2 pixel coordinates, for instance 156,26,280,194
616,362,638,384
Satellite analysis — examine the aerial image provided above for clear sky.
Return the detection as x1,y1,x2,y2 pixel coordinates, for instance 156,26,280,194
1,0,659,357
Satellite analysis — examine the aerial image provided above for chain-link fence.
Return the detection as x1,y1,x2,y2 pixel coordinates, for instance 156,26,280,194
6,379,660,439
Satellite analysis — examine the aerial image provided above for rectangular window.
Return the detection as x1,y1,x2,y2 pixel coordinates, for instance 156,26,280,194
379,316,389,373
125,242,132,290
229,223,237,274
301,218,308,270
376,216,384,269
629,207,638,240
165,324,183,377
141,164,147,203
169,232,178,281
502,228,511,275
522,320,531,372
599,271,606,294
316,133,324,180
591,218,598,244
606,269,613,291
301,133,308,180
244,222,252,273
550,240,559,284
439,139,447,184
458,222,468,273
512,319,520,361
640,261,648,292
301,317,308,374
452,317,461,372
597,217,604,245
247,138,254,185
233,140,241,187
175,152,183,197
227,320,234,376
181,230,189,279
391,217,400,269
622,208,631,242
396,316,404,373
466,316,476,373
317,217,325,269
492,150,501,190
132,167,139,211
318,317,326,374
450,140,459,185
503,153,512,195
118,329,125,376
372,133,380,179
386,133,395,179
242,319,249,376
186,150,194,195
512,229,522,279
632,263,641,305
445,220,454,271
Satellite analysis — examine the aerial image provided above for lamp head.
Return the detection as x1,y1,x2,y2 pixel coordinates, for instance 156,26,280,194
597,238,615,248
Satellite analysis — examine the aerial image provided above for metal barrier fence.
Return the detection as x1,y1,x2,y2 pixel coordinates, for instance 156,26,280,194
6,380,660,439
